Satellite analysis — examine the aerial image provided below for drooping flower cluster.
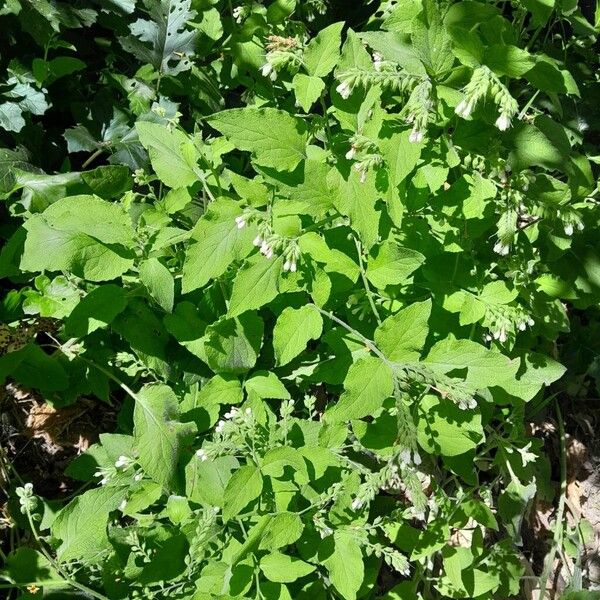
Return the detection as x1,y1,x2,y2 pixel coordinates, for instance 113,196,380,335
455,66,519,131
482,304,535,345
403,78,433,143
236,210,303,270
260,35,303,81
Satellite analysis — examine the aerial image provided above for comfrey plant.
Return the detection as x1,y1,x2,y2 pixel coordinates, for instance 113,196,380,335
0,0,599,599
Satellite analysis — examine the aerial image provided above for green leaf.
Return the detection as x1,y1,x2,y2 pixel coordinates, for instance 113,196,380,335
228,255,283,317
411,2,454,77
52,486,127,561
21,195,135,282
182,198,254,293
260,552,316,583
292,73,326,112
374,299,431,362
186,455,238,506
136,121,199,188
367,241,425,288
222,464,263,521
424,338,520,391
1,547,61,586
206,108,307,172
139,257,174,312
323,531,364,600
329,167,380,250
133,384,197,490
204,313,264,374
119,0,198,76
64,284,127,338
304,22,344,77
245,371,290,400
273,305,323,366
417,394,484,456
325,356,394,422
484,45,536,77
258,513,304,551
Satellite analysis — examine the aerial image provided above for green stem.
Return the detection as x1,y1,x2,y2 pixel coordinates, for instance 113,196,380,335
82,148,104,170
537,400,567,597
354,237,382,325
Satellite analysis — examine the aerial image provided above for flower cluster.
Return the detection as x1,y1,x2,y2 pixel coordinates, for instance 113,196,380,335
260,35,302,81
483,304,535,345
335,67,421,99
403,78,433,143
299,0,328,22
236,210,303,270
455,66,519,131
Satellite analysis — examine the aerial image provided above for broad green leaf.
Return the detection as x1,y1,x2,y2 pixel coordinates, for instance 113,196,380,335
367,241,425,288
245,371,290,399
292,74,325,112
375,299,431,362
484,45,536,77
52,486,127,561
164,301,207,359
196,374,243,406
119,0,198,76
325,356,394,422
304,22,344,77
21,195,135,282
64,284,127,338
136,121,198,188
323,531,364,600
228,255,283,317
204,313,264,374
273,305,323,366
424,338,520,391
133,384,197,490
411,2,454,77
222,464,263,521
206,108,307,171
417,394,484,456
182,198,254,293
258,513,304,551
186,455,238,506
1,548,61,587
329,167,380,250
139,257,174,312
260,553,315,583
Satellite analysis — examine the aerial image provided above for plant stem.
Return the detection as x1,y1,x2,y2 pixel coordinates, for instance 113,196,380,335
354,237,382,325
82,148,104,170
537,399,567,598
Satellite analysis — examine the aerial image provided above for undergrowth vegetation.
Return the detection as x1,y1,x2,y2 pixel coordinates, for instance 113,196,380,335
1,0,600,598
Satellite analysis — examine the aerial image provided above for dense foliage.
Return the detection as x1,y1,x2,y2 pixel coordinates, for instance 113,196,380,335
1,0,599,598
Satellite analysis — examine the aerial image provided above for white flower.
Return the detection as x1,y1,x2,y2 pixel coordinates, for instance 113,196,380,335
265,248,274,259
289,260,297,273
498,329,507,343
518,321,527,331
336,80,352,100
119,500,127,511
564,223,574,236
399,448,412,465
115,455,130,469
495,113,512,131
196,448,209,461
235,216,246,229
493,241,509,256
283,260,291,271
345,146,356,160
373,52,383,72
233,6,244,22
134,472,143,481
455,98,474,118
577,222,584,231
351,498,363,511
409,129,424,143
261,62,273,78
319,526,333,539
484,333,492,342
527,317,535,327
245,407,252,415
253,235,262,247
215,420,225,433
